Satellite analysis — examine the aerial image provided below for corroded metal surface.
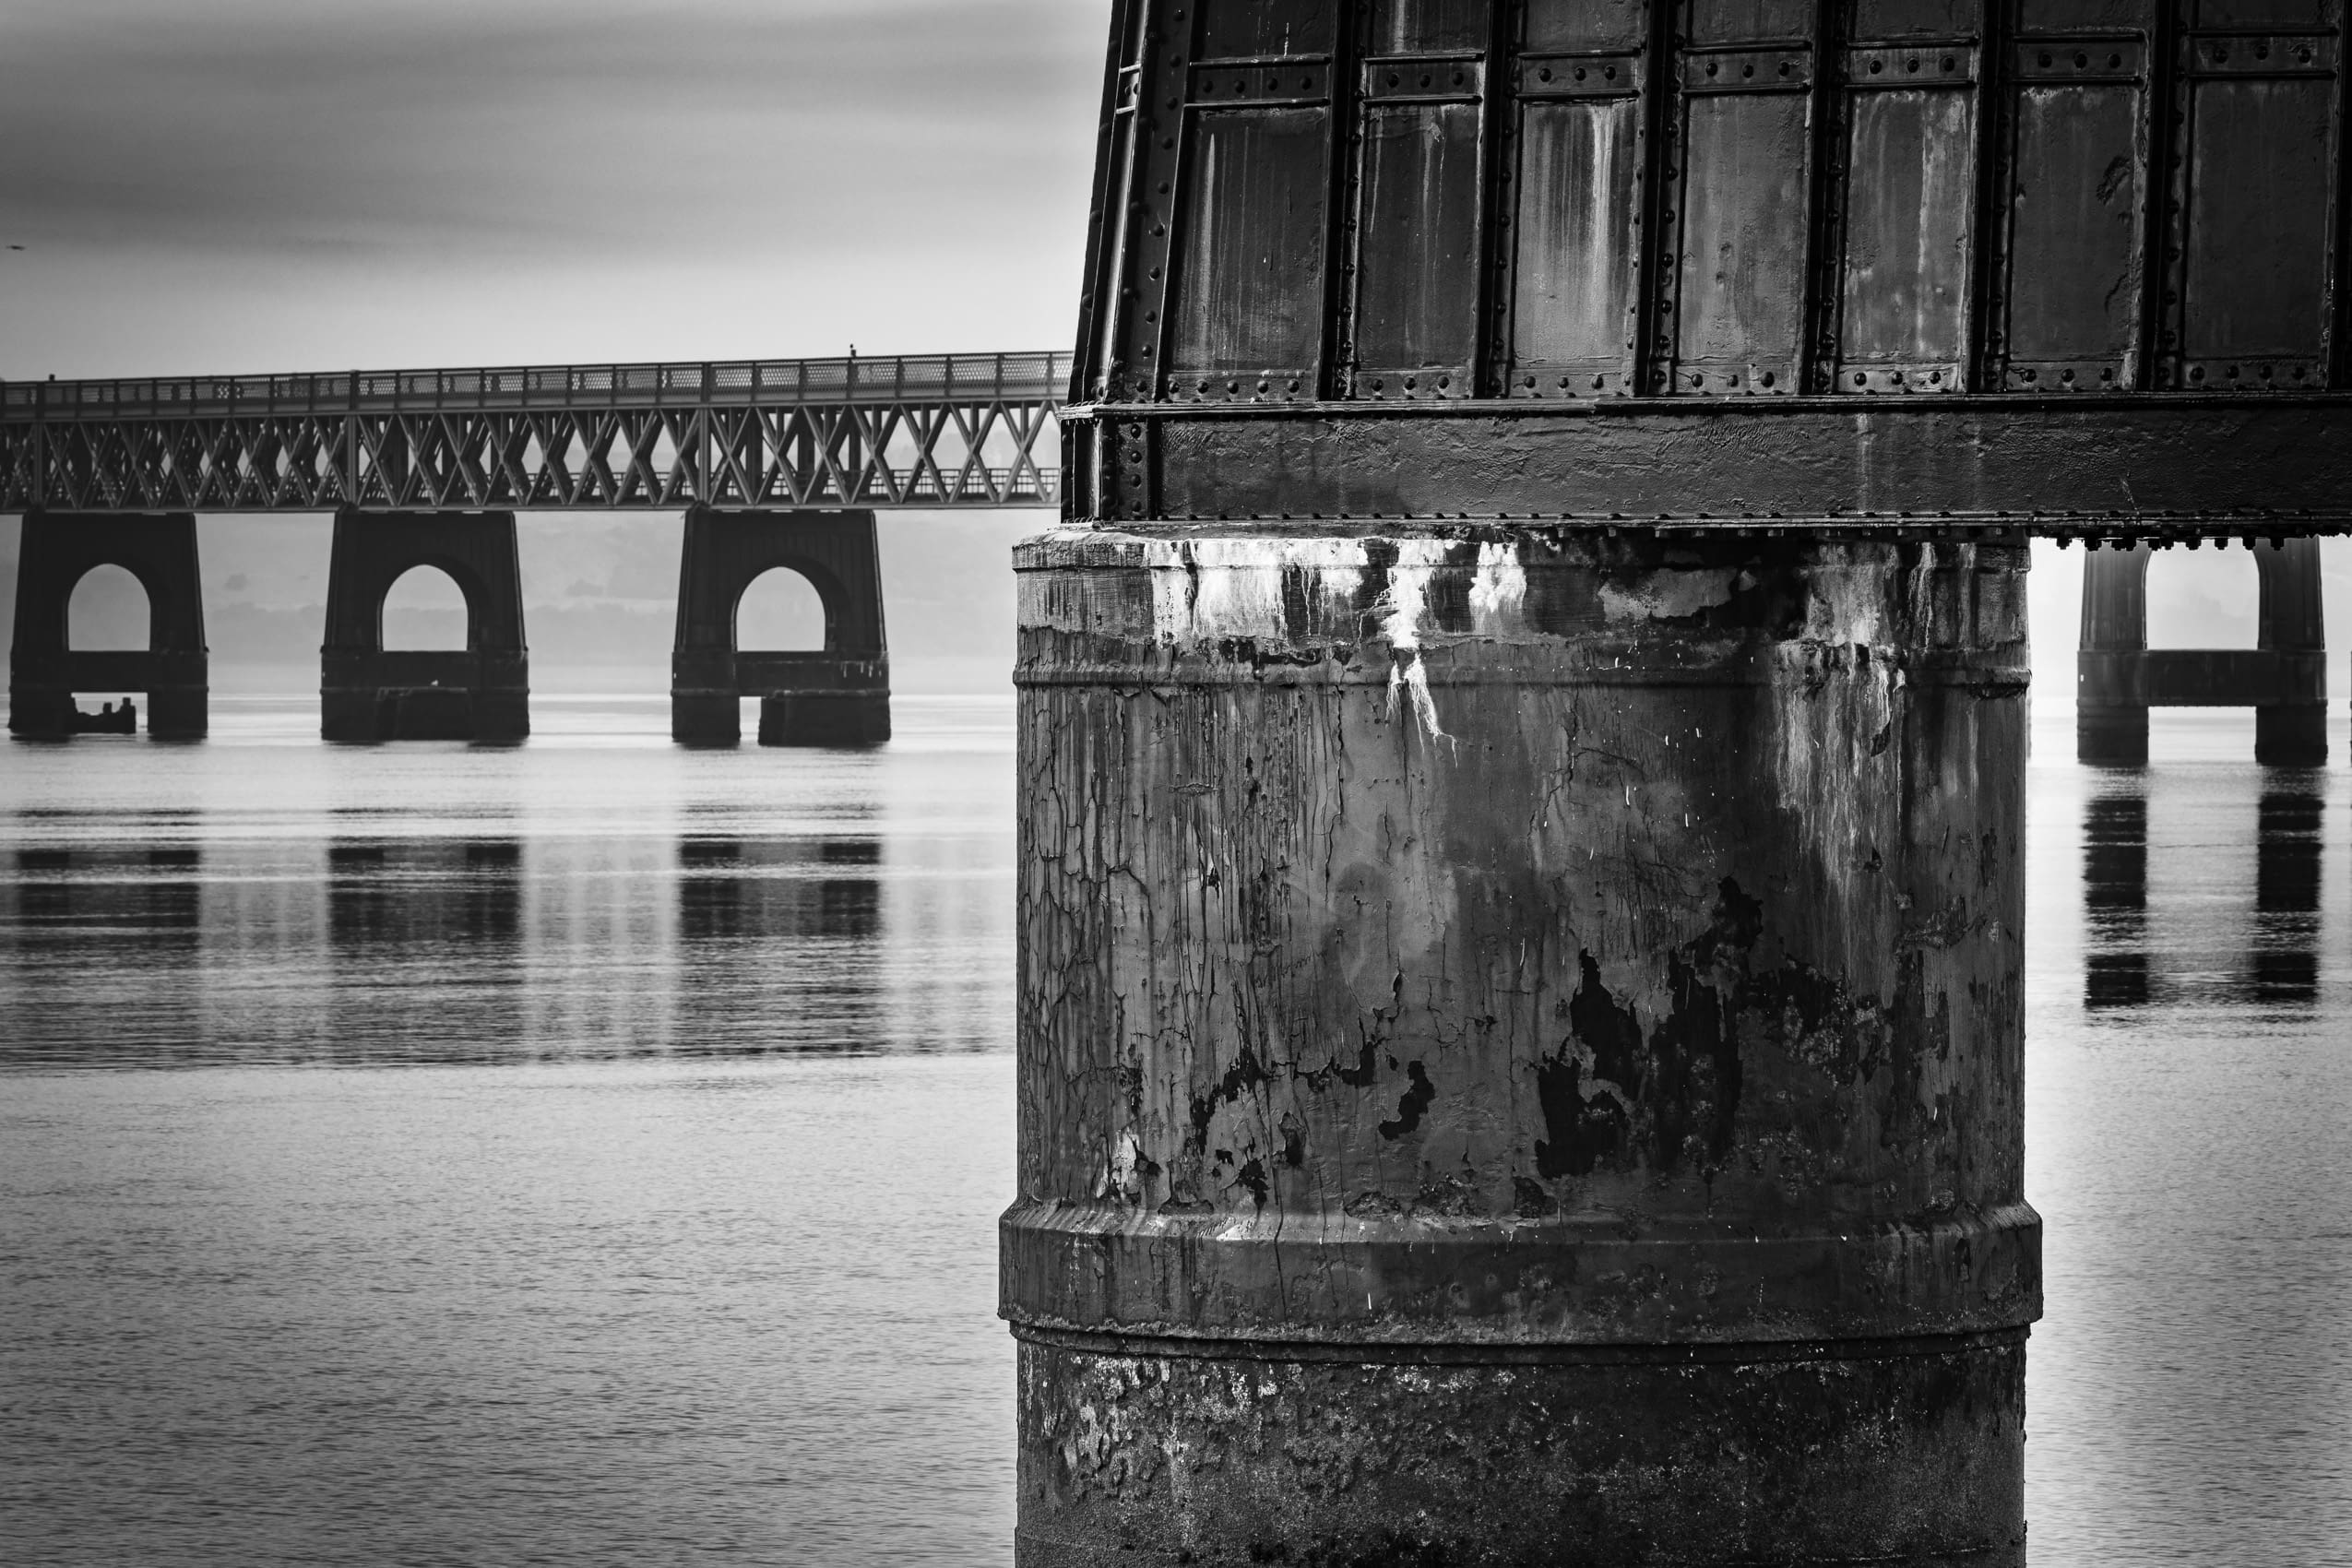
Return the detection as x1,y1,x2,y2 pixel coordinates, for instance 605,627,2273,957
1059,0,2352,546
1007,527,2036,1564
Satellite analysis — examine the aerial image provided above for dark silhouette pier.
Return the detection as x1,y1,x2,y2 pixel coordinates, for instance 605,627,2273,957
8,511,207,739
2078,538,2329,766
671,506,891,747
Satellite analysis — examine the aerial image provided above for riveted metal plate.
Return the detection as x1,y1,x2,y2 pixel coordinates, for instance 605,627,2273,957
1516,52,1645,99
1845,42,1978,87
1185,58,1334,106
1363,54,1483,101
2002,361,2132,392
2012,37,2147,83
2165,358,2329,391
2184,33,2337,77
1681,47,1812,92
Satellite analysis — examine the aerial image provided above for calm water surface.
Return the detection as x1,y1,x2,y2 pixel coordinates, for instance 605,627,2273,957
2,697,2347,1565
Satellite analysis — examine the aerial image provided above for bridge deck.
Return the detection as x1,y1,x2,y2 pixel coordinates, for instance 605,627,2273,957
3,351,1073,513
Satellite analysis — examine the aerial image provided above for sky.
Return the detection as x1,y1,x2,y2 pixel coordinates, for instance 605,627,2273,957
1,0,2345,692
0,0,1103,375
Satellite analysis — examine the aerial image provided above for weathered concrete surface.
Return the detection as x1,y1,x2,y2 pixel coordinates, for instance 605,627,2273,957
1006,527,2037,1566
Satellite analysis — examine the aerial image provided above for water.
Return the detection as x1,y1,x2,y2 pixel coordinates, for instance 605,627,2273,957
3,698,2349,1565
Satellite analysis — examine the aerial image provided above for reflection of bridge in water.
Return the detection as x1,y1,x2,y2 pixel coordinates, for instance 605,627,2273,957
2085,776,2329,1013
4,351,1069,744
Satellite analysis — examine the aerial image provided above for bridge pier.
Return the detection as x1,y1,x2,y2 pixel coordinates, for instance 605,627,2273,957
321,509,529,743
1010,529,2036,1565
671,505,889,747
2078,540,2328,766
6,510,208,739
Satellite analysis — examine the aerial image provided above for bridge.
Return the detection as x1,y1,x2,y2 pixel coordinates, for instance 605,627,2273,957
14,0,2352,1559
1007,3,2352,1566
3,350,1069,743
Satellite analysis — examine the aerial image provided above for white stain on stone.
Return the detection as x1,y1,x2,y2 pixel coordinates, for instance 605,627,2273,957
1378,541,1454,740
1467,541,1526,634
1132,536,1463,740
1145,538,1368,646
1798,547,1894,647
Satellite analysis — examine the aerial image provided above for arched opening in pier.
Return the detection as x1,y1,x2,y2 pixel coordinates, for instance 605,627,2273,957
735,568,828,651
2145,543,2259,648
67,564,150,650
381,565,470,651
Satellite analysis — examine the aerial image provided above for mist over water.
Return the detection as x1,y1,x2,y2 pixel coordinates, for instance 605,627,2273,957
2,698,2348,1565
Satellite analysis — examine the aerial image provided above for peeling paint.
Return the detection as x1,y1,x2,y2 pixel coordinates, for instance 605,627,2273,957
1598,568,1743,624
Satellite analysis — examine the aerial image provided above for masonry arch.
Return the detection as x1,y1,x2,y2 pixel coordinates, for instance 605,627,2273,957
379,563,476,651
65,563,153,651
734,564,835,651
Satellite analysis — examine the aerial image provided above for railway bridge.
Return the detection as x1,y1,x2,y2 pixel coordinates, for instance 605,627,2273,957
3,350,1067,742
11,0,2352,1560
1008,3,2352,1566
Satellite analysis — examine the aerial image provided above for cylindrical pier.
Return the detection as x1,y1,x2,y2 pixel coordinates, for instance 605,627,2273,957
1005,527,2038,1566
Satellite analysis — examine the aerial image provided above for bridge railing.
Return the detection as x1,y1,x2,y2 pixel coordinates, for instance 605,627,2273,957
2,350,1075,417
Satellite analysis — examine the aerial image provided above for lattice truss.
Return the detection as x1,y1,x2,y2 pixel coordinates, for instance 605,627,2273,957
1,374,1065,513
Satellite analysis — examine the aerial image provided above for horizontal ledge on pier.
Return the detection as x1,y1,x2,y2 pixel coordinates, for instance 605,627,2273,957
1007,1324,2033,1367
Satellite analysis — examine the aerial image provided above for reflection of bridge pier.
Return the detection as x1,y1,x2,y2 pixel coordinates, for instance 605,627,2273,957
321,508,529,743
671,506,890,747
2079,539,2328,766
2253,787,2325,1006
2080,778,2324,1014
6,510,208,739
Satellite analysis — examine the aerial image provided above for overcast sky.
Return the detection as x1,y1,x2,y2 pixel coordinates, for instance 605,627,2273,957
0,0,1103,377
